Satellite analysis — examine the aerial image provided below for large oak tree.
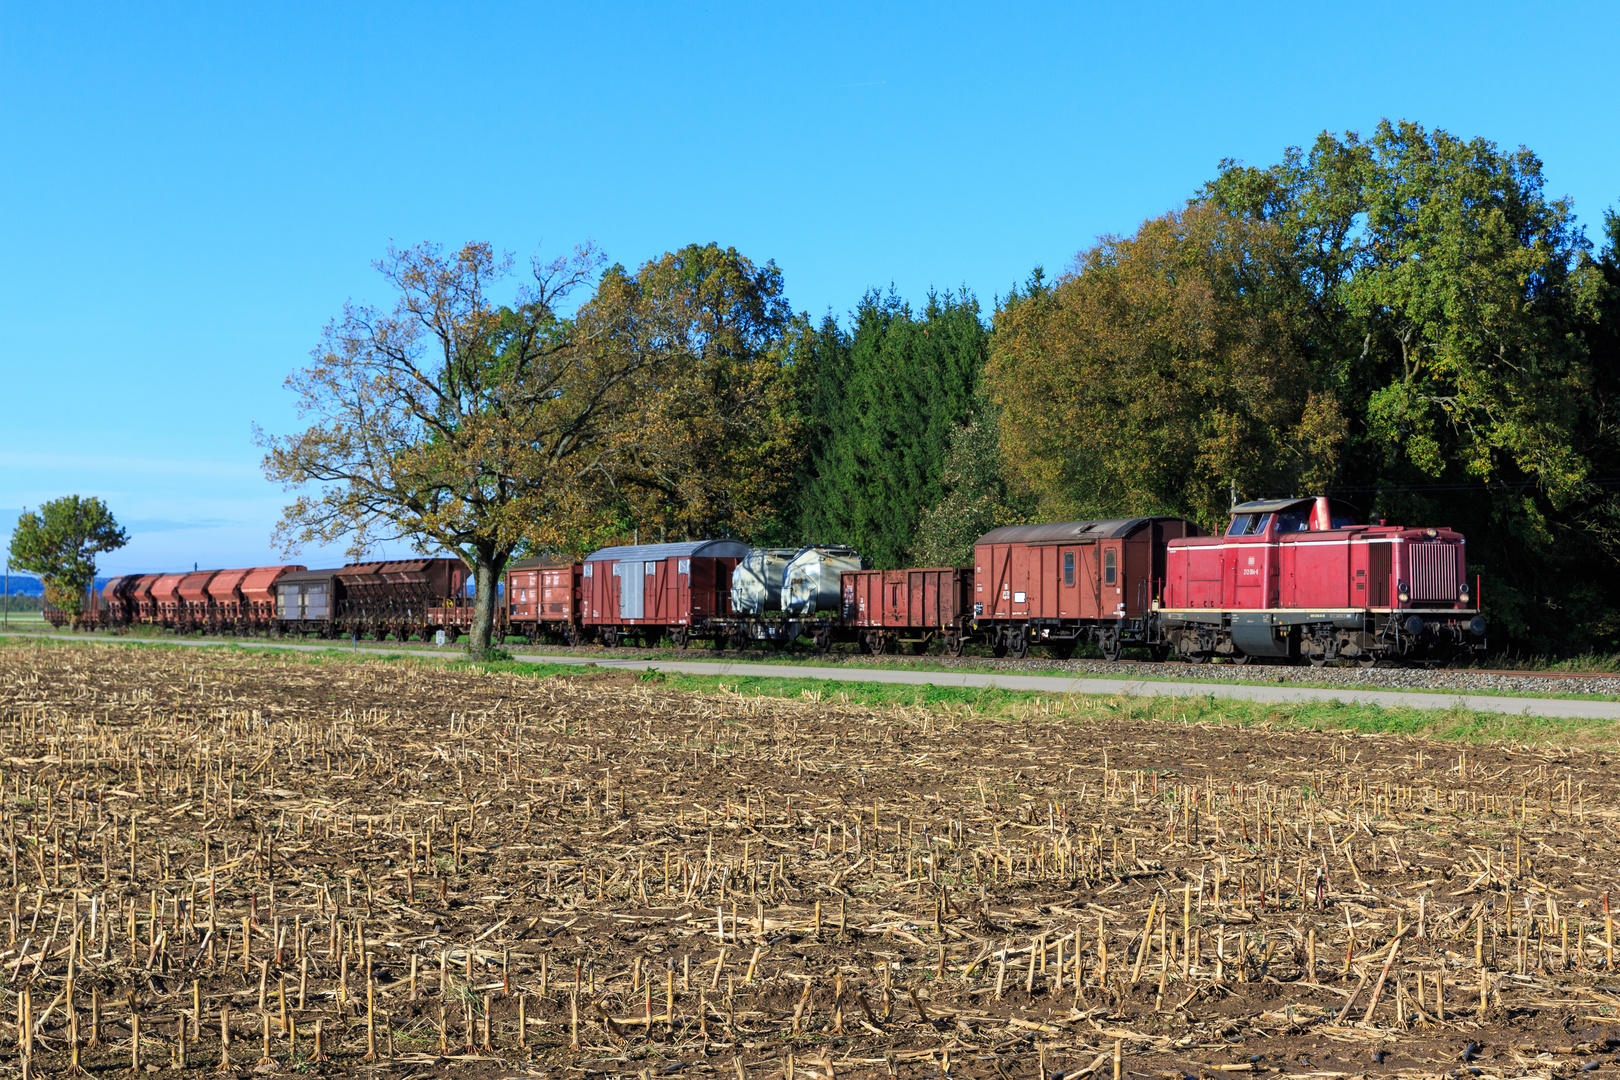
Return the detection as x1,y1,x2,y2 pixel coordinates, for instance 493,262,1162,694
261,240,797,656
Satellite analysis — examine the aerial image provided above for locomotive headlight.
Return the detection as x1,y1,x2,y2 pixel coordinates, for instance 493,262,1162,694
1397,579,1410,603
1458,585,1471,602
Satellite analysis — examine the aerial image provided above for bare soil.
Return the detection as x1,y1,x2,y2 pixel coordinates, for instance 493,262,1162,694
2,641,1618,1079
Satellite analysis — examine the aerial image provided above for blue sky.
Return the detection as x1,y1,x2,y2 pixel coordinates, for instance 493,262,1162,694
3,1,1617,575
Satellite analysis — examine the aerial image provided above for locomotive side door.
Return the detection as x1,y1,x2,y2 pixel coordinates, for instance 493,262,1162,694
1231,540,1269,610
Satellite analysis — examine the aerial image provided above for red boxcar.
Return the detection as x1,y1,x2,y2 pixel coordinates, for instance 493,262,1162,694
970,517,1205,660
842,568,973,655
507,557,583,644
1160,496,1484,665
582,540,750,648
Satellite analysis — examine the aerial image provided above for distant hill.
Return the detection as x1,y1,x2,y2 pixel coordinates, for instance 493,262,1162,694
2,576,43,597
1,576,114,598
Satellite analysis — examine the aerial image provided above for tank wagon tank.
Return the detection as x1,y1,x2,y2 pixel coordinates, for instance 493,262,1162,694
783,546,863,615
731,548,796,615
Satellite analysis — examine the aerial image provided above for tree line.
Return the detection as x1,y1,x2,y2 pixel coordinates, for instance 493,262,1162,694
266,120,1620,657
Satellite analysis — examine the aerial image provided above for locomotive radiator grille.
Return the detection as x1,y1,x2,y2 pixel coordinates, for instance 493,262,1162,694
1407,541,1458,601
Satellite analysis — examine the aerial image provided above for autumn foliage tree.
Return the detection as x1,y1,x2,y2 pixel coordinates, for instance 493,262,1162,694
585,243,799,543
260,241,624,657
987,205,1346,530
1202,120,1610,647
261,240,798,656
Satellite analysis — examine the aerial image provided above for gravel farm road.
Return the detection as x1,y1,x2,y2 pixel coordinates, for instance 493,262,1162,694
11,631,1620,721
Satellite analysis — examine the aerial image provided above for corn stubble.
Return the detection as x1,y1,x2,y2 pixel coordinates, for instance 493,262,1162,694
0,641,1617,1078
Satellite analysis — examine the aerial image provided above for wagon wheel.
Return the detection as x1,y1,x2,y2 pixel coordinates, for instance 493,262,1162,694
600,628,618,648
1005,627,1029,660
990,630,1008,659
1229,653,1254,666
1098,629,1123,663
814,627,833,655
868,631,890,656
672,627,690,649
1184,648,1209,664
1047,639,1076,661
711,632,726,652
943,629,964,657
1357,654,1378,669
1306,652,1327,668
1147,644,1171,663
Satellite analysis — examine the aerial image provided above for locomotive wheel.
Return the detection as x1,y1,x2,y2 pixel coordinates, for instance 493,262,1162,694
943,630,964,657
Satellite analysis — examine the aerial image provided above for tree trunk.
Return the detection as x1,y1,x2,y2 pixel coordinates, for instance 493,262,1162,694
467,554,500,658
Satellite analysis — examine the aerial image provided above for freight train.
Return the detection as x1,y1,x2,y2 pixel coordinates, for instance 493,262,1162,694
52,495,1486,666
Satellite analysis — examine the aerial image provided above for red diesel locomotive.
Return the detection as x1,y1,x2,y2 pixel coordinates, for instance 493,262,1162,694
1157,496,1482,665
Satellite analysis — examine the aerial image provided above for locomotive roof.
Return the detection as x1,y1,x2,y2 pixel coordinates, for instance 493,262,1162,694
586,539,751,562
1231,497,1360,517
975,517,1181,544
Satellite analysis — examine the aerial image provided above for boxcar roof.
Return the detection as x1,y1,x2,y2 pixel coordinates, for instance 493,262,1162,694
975,517,1180,545
586,539,751,562
277,567,341,584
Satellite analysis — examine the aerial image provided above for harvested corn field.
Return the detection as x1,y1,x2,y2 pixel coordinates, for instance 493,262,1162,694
2,641,1620,1079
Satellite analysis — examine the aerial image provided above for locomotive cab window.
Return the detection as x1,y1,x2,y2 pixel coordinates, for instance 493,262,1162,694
1103,549,1117,586
1276,510,1310,533
1063,551,1075,586
1227,513,1273,536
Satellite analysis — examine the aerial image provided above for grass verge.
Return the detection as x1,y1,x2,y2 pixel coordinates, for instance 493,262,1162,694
9,634,1617,746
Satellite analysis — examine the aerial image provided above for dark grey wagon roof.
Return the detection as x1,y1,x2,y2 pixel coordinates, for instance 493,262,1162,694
975,517,1181,545
276,568,341,585
586,539,751,562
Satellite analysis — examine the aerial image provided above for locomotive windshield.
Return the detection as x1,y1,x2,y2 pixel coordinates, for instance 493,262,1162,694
1227,513,1272,536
